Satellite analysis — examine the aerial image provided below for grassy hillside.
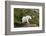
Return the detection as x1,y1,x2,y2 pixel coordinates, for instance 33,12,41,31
14,8,39,27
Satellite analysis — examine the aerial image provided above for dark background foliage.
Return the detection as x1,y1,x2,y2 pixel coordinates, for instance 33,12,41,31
14,8,39,27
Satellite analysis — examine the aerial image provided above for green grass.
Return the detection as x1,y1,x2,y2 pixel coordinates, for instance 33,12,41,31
14,8,39,27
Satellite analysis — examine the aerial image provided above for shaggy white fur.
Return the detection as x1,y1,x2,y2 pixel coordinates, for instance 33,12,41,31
22,15,32,24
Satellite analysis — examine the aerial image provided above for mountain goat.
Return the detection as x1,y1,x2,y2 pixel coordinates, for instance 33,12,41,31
22,15,32,24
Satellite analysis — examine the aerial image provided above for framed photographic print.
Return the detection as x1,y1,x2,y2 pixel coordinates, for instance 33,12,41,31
5,1,45,35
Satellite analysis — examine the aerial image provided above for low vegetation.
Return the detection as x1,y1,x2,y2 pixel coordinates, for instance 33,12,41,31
14,8,39,27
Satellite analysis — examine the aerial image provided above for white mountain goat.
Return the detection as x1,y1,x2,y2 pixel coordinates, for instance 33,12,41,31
22,15,32,24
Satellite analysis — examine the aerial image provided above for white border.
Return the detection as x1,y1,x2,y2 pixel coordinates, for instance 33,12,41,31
11,5,42,32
